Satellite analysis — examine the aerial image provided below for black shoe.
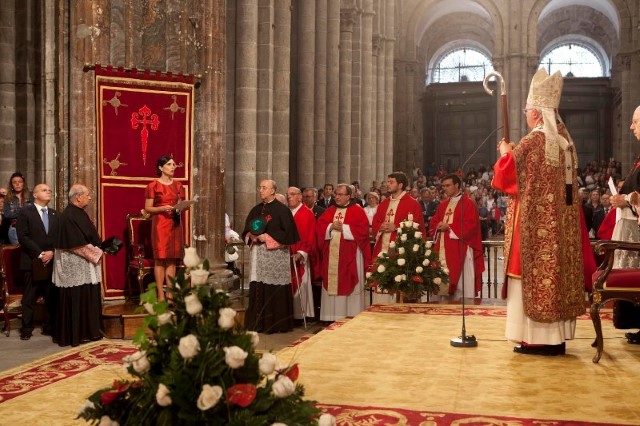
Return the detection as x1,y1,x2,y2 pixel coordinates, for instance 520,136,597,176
625,331,640,344
20,332,32,341
513,343,565,356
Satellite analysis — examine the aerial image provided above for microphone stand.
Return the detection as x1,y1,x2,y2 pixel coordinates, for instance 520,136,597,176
450,126,502,348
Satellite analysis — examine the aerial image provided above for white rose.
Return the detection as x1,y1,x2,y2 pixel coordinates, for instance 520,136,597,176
223,346,248,369
397,258,406,266
157,312,173,326
413,222,419,229
318,414,337,426
197,384,223,411
377,265,386,273
425,250,432,256
402,274,407,281
259,352,278,375
378,252,385,258
423,259,430,266
272,375,296,398
184,293,203,316
412,244,419,252
98,415,119,426
156,383,172,406
143,303,155,315
190,268,210,286
389,241,396,248
366,272,372,279
398,247,405,255
247,331,259,348
434,277,442,285
400,234,407,242
406,220,413,228
416,266,423,273
130,351,150,373
414,231,422,239
178,334,201,360
218,307,237,329
397,227,402,233
443,267,450,274
394,275,402,283
426,241,433,248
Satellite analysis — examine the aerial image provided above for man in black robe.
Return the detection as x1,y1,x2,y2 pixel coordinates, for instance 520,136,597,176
243,179,299,333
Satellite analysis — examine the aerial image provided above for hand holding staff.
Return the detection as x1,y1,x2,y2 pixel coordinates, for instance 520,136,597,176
483,71,510,144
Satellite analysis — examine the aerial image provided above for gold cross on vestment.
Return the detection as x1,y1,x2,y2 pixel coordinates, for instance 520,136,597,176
386,208,395,222
444,208,453,223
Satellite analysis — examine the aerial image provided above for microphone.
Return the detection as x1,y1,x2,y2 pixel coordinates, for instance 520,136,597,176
450,126,502,349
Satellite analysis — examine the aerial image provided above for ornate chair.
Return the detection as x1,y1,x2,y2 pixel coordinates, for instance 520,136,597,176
126,212,154,297
0,244,25,336
590,240,640,363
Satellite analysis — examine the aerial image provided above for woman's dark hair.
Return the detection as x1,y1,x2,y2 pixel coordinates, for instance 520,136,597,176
156,156,173,177
6,172,31,205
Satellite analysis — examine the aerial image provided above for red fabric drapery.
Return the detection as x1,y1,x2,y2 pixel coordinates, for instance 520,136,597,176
95,65,195,299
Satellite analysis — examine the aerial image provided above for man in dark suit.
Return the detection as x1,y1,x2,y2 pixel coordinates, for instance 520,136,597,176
317,183,335,209
16,183,59,340
303,187,325,220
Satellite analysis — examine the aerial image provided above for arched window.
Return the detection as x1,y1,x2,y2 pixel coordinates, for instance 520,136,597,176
539,42,606,78
429,47,494,84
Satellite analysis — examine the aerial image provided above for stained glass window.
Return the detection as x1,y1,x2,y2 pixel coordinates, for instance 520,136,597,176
539,43,604,77
429,48,494,84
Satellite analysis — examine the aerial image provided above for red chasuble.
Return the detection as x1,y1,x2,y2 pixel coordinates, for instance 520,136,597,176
492,127,588,322
316,204,371,296
428,194,484,294
371,192,426,259
290,205,316,293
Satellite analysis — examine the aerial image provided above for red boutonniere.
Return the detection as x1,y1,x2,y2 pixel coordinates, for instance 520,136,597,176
227,383,257,407
412,275,424,283
265,214,272,222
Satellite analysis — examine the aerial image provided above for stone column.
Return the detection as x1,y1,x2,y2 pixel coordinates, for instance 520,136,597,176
338,6,355,181
256,1,274,180
349,7,361,180
0,0,17,178
296,0,315,188
195,0,231,283
234,1,259,227
313,0,328,187
360,0,374,188
325,0,340,184
372,35,382,181
42,0,57,188
273,0,291,187
383,0,394,174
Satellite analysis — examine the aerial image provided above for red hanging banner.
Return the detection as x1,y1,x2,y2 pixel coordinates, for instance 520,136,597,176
94,65,195,299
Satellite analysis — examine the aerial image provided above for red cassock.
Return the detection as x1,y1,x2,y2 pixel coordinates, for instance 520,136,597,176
316,204,371,296
428,194,484,294
290,205,316,293
371,193,426,258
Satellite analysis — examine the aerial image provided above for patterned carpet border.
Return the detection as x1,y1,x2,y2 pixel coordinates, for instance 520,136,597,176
318,403,626,426
0,341,136,404
366,303,613,321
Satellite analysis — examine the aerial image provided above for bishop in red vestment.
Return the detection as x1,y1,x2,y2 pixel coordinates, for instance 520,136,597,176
316,184,371,321
429,174,484,297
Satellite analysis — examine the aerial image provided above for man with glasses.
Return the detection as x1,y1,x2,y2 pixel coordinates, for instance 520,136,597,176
302,187,325,220
286,186,316,323
493,69,590,356
316,183,371,322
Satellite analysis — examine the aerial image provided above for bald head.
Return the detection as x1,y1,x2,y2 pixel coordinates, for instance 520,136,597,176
632,106,640,141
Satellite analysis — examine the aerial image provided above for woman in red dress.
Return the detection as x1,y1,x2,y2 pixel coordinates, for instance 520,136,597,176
145,156,185,301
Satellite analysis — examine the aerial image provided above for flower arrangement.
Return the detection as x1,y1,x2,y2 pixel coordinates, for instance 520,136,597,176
77,255,334,425
366,214,449,300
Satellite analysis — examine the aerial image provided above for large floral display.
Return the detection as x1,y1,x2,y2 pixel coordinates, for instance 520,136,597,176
78,250,334,425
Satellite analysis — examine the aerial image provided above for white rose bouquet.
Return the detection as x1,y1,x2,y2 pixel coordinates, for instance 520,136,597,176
77,254,330,425
366,215,449,300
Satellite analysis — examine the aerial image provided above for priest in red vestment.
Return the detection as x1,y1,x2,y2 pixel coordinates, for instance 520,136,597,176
428,174,484,298
316,183,371,321
493,69,588,356
287,186,316,321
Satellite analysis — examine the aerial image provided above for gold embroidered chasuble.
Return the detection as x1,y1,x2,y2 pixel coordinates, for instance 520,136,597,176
506,128,585,322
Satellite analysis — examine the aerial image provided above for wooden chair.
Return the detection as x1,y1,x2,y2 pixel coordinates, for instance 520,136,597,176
0,244,25,336
590,240,640,363
125,212,154,297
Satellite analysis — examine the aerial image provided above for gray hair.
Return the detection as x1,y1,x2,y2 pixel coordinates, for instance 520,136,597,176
336,183,352,196
68,184,86,202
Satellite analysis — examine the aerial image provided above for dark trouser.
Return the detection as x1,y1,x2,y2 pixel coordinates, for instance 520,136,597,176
20,271,55,335
312,281,322,320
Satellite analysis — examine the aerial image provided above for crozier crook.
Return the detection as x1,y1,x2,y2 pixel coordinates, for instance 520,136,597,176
483,71,510,143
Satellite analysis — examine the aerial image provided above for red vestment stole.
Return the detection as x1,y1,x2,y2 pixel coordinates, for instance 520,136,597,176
290,205,316,293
